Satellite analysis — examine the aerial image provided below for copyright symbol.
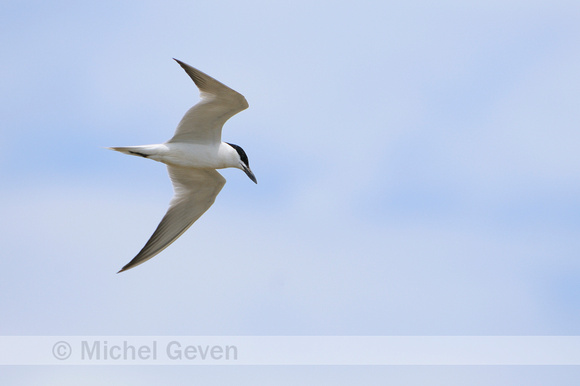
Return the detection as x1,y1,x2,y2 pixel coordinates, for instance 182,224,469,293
52,341,72,360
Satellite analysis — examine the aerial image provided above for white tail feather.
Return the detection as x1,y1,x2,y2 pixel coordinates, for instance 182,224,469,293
108,146,154,158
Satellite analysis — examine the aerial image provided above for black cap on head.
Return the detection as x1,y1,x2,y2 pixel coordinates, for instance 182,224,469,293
226,142,257,183
226,142,250,167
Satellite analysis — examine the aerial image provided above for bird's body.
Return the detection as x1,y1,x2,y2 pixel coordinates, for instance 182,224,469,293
111,142,241,169
110,59,256,273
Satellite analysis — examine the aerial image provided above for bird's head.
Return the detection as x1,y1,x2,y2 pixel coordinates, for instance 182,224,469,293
226,142,257,184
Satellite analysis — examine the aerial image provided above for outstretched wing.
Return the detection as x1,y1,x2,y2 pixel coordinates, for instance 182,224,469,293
167,59,249,144
118,166,226,272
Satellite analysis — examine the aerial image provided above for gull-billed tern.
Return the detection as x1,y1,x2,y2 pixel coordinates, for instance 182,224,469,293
110,59,256,273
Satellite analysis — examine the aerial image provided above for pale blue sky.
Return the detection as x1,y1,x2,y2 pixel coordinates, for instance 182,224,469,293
1,0,580,384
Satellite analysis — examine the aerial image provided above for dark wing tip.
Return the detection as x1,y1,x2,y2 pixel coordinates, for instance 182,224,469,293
117,255,145,273
173,58,188,72
117,255,146,273
173,58,208,90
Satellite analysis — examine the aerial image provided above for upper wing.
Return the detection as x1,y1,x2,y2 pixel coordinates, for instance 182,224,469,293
167,59,249,144
118,166,226,272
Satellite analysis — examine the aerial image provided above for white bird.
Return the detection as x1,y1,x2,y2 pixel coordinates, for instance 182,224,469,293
110,59,256,273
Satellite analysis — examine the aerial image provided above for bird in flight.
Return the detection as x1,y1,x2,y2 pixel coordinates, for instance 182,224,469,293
110,59,256,273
